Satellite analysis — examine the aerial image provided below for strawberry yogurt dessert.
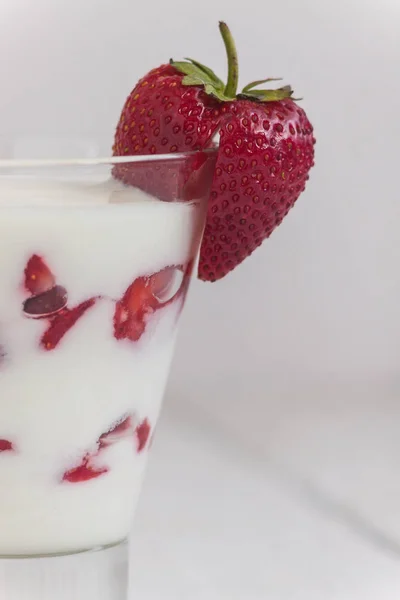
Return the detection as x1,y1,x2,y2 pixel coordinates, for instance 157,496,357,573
0,163,210,556
0,19,315,600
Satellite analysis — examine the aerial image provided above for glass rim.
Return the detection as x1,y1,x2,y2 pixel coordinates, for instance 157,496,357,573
0,148,217,170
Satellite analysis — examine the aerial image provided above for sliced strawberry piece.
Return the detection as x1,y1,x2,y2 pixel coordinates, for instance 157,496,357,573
98,415,133,449
135,419,151,453
114,276,159,342
63,415,136,483
62,456,108,483
113,281,149,342
62,417,151,483
114,267,185,342
0,440,13,452
23,285,68,319
41,298,96,351
24,255,55,295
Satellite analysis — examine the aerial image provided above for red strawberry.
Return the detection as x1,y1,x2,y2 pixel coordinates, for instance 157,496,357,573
0,439,13,452
113,22,315,281
135,419,151,453
114,267,185,342
41,298,96,351
113,64,222,158
24,255,55,295
200,97,314,281
112,56,222,203
62,456,108,483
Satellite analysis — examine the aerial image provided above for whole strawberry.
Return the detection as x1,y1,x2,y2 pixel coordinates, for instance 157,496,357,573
114,22,315,281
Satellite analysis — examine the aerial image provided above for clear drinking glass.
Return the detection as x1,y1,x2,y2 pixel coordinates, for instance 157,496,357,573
0,143,217,599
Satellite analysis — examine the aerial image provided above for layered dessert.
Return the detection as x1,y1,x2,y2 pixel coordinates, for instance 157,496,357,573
0,175,204,555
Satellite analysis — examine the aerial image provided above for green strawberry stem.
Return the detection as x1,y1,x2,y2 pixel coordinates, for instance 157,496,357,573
219,21,238,98
171,22,295,103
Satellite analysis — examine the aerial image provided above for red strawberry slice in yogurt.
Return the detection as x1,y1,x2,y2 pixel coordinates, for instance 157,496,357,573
41,298,96,351
62,414,133,483
62,414,151,483
23,255,97,348
0,439,13,452
23,255,69,320
24,255,56,295
62,455,108,483
113,276,161,342
114,266,186,342
135,419,151,453
98,415,133,449
100,415,151,453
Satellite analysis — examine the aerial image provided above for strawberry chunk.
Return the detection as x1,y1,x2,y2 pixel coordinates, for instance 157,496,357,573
114,277,158,342
23,285,68,319
62,416,151,483
0,439,13,452
114,267,185,342
98,415,133,449
41,298,96,351
135,419,151,453
62,456,108,483
24,255,55,295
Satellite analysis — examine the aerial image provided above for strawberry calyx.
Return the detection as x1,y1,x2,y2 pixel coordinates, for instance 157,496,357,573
170,58,229,100
171,21,294,104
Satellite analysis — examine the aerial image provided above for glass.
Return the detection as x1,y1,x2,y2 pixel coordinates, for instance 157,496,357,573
0,142,217,599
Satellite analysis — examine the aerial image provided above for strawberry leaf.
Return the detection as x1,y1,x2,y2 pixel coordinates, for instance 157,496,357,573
170,60,201,78
172,59,234,101
171,60,224,91
204,83,224,98
241,85,294,102
181,75,208,87
184,58,224,87
242,78,282,93
180,75,229,101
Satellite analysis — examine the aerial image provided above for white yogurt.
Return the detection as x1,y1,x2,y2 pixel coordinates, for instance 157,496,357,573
0,176,203,555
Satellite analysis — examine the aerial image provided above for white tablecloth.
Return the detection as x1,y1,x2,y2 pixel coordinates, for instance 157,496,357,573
130,379,400,599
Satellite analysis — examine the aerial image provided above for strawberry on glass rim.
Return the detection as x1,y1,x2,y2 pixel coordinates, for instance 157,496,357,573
113,22,315,282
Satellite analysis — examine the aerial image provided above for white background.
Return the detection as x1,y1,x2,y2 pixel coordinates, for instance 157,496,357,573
1,1,400,598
